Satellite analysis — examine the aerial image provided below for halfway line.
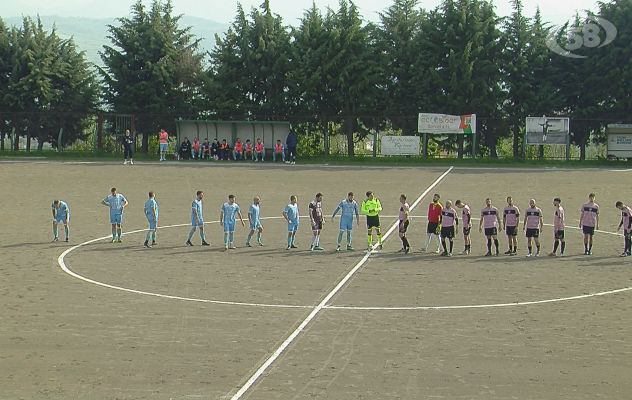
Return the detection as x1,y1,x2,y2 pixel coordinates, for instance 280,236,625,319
227,166,454,400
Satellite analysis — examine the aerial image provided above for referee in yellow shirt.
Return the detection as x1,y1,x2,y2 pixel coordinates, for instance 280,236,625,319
361,191,383,251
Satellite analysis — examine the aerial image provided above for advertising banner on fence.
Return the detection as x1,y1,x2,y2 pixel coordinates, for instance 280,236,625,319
381,136,420,156
607,124,632,158
525,116,570,145
418,113,476,134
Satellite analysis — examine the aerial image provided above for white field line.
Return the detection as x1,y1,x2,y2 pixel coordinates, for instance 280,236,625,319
57,211,625,312
57,217,314,309
226,166,454,400
324,286,632,311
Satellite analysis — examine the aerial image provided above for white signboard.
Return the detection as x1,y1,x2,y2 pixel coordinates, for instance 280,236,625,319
418,113,476,134
525,116,570,145
607,132,632,158
381,136,420,156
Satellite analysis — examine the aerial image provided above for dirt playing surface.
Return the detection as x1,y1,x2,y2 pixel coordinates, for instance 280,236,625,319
1,160,631,399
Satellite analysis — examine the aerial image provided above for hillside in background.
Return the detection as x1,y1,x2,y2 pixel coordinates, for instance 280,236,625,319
3,15,227,66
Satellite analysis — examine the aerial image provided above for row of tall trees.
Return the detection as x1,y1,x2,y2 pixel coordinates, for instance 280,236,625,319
1,0,631,156
0,17,98,150
208,0,632,156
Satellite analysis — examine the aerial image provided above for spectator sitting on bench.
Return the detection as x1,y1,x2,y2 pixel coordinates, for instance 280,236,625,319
255,138,265,162
211,138,219,160
274,140,285,162
234,138,244,161
192,137,201,159
202,139,210,160
179,137,191,160
245,139,253,161
220,139,230,160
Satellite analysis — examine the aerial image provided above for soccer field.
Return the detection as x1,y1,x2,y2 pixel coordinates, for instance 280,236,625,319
1,160,631,400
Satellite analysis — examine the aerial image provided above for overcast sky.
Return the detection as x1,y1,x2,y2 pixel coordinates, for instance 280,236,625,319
2,0,600,26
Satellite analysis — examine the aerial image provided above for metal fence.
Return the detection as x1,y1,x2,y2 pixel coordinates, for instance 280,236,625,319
0,111,630,161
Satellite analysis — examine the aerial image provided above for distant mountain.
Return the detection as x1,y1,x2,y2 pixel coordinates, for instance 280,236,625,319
3,15,228,67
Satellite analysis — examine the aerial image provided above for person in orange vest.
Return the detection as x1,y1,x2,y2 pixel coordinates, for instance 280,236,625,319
274,140,285,162
159,129,168,161
220,139,230,160
255,138,265,162
244,139,253,161
234,138,244,161
192,137,201,159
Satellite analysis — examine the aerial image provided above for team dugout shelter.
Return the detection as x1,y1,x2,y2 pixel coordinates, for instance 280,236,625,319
175,120,291,157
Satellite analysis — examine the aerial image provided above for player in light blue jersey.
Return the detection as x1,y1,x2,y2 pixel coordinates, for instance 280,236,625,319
246,196,264,247
51,200,70,242
331,192,360,251
101,187,128,243
283,195,300,250
220,194,245,250
186,190,210,246
143,191,159,248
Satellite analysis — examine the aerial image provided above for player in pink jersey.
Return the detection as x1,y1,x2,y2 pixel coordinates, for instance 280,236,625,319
579,193,599,255
502,196,520,255
549,197,566,256
455,200,471,254
440,200,458,256
616,201,632,257
479,198,501,256
523,198,543,257
398,194,411,253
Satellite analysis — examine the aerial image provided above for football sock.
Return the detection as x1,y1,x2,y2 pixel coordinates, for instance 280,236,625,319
64,226,69,240
337,231,344,246
347,231,352,246
187,227,196,241
553,240,559,253
487,238,492,252
449,240,453,253
494,239,499,252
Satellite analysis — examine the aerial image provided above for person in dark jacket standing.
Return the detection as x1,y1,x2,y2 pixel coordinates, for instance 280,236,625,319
286,129,298,165
123,129,134,165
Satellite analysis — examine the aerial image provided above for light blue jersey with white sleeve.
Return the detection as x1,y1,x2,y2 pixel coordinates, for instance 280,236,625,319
249,204,262,229
221,202,240,232
144,198,159,221
191,199,203,226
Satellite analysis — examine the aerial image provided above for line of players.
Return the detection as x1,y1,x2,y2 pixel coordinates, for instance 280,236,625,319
51,190,632,257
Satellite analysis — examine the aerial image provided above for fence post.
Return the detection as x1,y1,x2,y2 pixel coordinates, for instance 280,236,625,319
566,122,572,161
372,129,377,158
57,128,63,152
423,133,428,159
